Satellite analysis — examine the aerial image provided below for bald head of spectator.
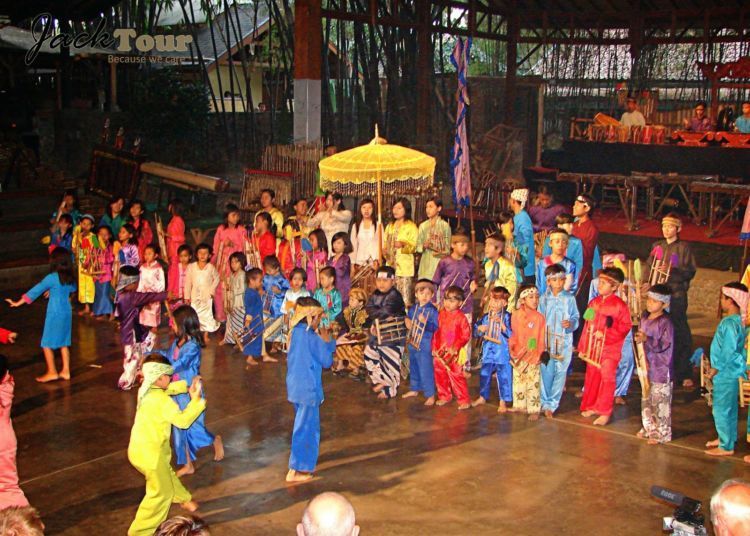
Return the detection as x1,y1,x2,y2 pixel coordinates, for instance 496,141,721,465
711,479,750,536
297,492,360,536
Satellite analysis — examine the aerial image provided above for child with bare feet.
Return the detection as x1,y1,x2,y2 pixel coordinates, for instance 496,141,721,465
472,286,513,413
128,355,206,535
635,284,673,445
73,214,97,316
578,267,632,426
285,297,335,483
705,282,748,457
432,286,472,410
164,306,224,477
509,286,547,421
243,268,276,365
402,280,439,405
6,248,76,383
183,243,220,344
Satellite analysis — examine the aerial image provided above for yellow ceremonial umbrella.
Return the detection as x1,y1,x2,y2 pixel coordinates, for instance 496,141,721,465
319,125,436,262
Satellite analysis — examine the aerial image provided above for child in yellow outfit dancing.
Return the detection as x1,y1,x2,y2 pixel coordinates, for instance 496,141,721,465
127,355,207,536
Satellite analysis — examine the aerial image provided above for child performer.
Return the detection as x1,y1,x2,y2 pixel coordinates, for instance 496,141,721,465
49,213,74,254
166,199,185,272
168,245,192,319
432,286,472,409
402,280,439,405
115,266,167,390
482,233,517,310
383,197,418,306
635,284,674,445
306,229,328,291
329,232,352,307
539,264,579,418
138,245,165,333
244,268,276,365
73,214,97,315
509,189,535,285
312,267,342,329
164,306,223,476
184,244,220,343
542,213,584,279
644,213,696,388
100,195,126,236
127,355,205,536
578,267,632,426
432,233,477,364
705,282,748,457
472,286,513,413
92,225,115,319
333,287,368,379
416,197,451,280
251,212,277,269
364,266,407,399
115,223,141,289
0,354,29,510
129,199,153,260
212,204,246,322
285,297,336,483
278,219,305,278
262,255,290,345
222,252,247,346
509,285,547,420
536,229,577,295
282,269,311,320
350,199,380,290
6,248,76,382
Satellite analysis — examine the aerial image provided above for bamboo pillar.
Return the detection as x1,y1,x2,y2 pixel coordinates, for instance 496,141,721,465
416,0,432,145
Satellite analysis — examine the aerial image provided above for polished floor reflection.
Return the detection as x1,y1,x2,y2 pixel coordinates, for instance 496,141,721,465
4,303,748,535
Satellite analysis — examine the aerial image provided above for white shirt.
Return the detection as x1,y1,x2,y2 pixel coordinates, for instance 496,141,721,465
350,220,381,265
620,110,646,127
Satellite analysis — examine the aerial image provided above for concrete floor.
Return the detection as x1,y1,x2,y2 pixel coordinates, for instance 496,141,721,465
4,290,750,535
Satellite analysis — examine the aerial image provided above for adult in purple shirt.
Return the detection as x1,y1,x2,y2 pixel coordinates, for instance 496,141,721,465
682,101,712,132
528,186,566,232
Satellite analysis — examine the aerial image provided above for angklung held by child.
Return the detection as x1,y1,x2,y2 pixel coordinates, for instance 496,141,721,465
472,286,513,413
705,282,748,458
244,268,276,366
115,265,167,391
92,225,115,320
127,354,206,536
221,252,247,347
402,279,439,405
163,306,224,477
482,233,517,310
432,285,472,410
313,266,342,330
6,248,76,383
262,255,290,350
0,354,30,510
635,283,674,445
306,228,328,291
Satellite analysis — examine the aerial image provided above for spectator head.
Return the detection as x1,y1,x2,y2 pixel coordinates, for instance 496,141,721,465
297,492,359,536
711,479,750,536
155,514,211,536
0,506,45,536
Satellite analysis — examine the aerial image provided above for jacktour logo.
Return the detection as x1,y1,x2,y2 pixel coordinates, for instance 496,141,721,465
25,13,194,66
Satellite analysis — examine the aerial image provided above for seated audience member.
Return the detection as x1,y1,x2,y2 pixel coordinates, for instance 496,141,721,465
711,479,750,536
0,506,45,536
155,514,211,536
298,492,360,536
528,186,565,232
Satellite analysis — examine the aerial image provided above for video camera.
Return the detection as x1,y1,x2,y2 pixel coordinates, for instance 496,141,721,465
651,486,707,536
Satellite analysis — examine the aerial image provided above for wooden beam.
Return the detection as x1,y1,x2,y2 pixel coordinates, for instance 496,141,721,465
504,13,519,126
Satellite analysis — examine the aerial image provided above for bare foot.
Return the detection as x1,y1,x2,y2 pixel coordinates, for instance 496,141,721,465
682,378,695,388
647,439,659,445
376,391,388,399
424,396,435,406
180,500,199,512
743,455,750,464
581,410,595,417
544,410,554,419
246,357,259,367
285,469,314,483
77,309,88,316
705,439,720,448
59,370,71,381
36,373,59,383
262,354,278,363
593,415,611,426
176,462,195,477
507,407,523,413
457,403,470,410
203,333,210,344
497,401,508,413
213,435,224,461
435,399,449,406
372,384,385,393
614,396,626,405
528,413,540,421
218,340,227,346
402,391,418,399
471,396,486,407
636,430,646,439
705,447,734,457
574,391,584,399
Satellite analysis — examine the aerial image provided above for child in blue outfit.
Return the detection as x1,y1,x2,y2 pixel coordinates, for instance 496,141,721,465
539,263,580,418
312,267,342,328
472,286,513,412
285,296,335,483
244,268,276,366
402,279,439,405
164,305,224,476
262,255,290,345
7,247,76,382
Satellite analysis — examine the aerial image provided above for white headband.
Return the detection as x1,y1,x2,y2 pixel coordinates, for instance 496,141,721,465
519,287,539,303
511,188,529,208
647,291,671,306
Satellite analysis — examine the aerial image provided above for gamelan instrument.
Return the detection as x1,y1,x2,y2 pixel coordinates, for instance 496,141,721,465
648,245,672,286
351,262,375,289
406,309,430,349
238,314,264,351
700,352,713,407
154,213,168,259
374,316,407,345
545,311,566,361
484,312,506,345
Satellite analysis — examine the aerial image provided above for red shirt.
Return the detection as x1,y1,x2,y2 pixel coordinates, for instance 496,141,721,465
572,218,599,282
254,231,276,270
432,309,471,354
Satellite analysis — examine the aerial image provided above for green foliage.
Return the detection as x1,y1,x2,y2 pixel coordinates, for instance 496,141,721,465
127,68,209,157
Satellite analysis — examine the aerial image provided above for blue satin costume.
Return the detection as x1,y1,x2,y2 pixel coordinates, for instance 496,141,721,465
406,302,439,398
475,310,513,402
539,289,580,412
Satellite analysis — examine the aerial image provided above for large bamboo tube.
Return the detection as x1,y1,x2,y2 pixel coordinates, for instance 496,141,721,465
140,162,229,192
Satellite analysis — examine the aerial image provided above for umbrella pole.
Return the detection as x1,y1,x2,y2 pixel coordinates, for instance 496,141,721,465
377,173,383,265
469,203,479,275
